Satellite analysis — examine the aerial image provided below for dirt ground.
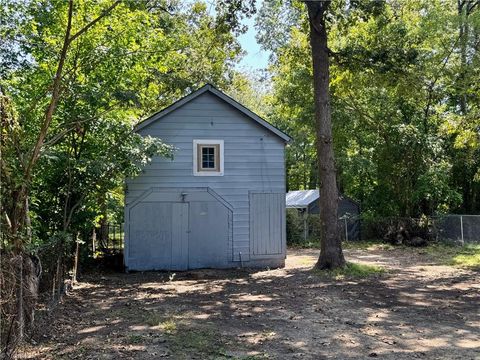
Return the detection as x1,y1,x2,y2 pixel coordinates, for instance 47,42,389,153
20,247,479,360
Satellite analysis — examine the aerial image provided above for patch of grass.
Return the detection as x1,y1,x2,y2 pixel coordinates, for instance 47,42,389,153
168,326,226,359
108,306,143,321
144,311,163,327
71,345,88,356
451,249,480,268
144,311,178,334
160,318,177,333
342,240,396,251
216,352,270,360
314,261,385,280
147,315,271,360
290,239,396,251
288,239,320,249
426,243,480,268
297,257,315,266
257,330,277,341
143,312,231,358
127,334,144,344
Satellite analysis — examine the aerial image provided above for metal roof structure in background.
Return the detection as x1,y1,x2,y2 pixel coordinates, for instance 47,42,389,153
286,190,319,208
286,190,359,209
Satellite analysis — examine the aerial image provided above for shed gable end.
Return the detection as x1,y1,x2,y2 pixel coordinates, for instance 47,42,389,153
135,84,291,142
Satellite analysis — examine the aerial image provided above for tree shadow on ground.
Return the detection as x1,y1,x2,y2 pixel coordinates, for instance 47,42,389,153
23,248,480,360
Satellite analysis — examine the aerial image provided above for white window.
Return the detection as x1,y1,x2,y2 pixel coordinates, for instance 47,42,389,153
193,140,224,176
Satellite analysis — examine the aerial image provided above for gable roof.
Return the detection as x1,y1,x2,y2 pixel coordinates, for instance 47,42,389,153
135,84,291,142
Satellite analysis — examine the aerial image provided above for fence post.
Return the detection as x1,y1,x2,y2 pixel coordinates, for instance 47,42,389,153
73,233,80,283
303,215,307,241
17,255,24,342
92,228,96,256
460,215,464,245
344,217,348,242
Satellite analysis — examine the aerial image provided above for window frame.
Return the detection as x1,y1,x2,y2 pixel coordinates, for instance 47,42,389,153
193,139,224,176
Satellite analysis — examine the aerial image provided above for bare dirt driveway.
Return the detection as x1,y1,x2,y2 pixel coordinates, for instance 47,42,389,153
22,246,479,360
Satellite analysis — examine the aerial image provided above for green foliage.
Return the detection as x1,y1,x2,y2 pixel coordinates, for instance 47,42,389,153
160,318,178,333
285,209,302,244
257,0,480,217
288,239,321,249
1,0,244,247
226,71,270,117
286,209,326,246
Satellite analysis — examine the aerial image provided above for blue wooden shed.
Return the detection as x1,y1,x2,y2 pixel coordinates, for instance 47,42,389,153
124,84,291,271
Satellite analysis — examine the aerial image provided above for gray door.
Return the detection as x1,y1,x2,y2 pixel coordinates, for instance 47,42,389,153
170,203,189,270
188,200,230,268
250,193,285,256
128,189,232,270
129,202,188,270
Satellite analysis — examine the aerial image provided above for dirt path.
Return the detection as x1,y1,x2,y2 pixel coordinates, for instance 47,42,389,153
20,247,479,360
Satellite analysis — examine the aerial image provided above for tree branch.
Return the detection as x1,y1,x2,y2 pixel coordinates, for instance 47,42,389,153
25,0,74,181
25,0,122,181
43,102,120,148
467,0,479,14
68,0,121,43
423,33,463,126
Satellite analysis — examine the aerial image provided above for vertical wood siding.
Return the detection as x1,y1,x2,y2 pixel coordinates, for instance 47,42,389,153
250,192,285,256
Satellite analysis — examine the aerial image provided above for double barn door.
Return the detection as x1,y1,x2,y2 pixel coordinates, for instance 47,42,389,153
128,190,232,270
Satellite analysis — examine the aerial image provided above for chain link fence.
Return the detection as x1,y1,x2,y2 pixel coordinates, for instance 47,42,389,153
362,215,480,245
432,215,480,244
287,209,361,245
287,210,480,246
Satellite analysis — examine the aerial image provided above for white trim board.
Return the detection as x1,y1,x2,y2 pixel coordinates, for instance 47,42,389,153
193,139,224,176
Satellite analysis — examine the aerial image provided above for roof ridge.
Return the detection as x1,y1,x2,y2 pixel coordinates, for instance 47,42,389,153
134,84,291,142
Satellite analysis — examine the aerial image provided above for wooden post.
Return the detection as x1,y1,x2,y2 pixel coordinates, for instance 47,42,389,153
92,228,96,257
73,233,80,283
303,209,308,242
460,215,464,245
121,223,124,250
55,251,62,299
344,217,348,242
17,256,24,341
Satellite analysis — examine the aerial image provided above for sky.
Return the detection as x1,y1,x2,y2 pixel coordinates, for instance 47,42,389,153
203,0,271,71
236,12,271,71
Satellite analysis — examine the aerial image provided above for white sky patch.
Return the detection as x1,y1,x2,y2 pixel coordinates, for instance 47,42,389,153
203,0,271,71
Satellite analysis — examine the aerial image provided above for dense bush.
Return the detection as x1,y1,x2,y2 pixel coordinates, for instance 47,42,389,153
286,209,325,245
361,216,433,246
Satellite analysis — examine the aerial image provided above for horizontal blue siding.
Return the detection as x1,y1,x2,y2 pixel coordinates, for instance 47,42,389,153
126,91,286,266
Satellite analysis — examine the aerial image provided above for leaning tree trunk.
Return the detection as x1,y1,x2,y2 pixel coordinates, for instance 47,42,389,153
306,0,345,269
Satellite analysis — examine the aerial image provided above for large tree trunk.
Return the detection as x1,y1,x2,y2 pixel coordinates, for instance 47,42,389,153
306,0,345,269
